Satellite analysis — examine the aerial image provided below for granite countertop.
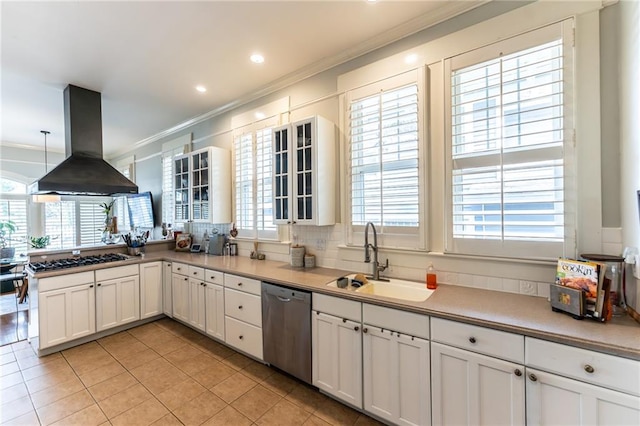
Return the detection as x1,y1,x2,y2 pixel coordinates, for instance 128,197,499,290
29,249,640,360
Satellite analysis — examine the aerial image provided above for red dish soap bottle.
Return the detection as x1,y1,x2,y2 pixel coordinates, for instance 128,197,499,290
426,263,437,290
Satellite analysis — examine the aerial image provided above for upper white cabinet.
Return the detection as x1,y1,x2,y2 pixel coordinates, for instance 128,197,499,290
174,146,231,223
273,116,336,226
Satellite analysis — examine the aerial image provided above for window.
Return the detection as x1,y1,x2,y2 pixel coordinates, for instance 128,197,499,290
233,127,276,239
346,70,424,249
444,22,574,259
45,201,76,250
162,144,186,226
79,201,104,246
0,177,28,256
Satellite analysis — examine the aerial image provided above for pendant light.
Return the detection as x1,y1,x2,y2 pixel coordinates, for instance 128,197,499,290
32,130,61,203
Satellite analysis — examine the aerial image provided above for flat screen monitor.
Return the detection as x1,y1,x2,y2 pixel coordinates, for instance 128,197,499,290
127,191,155,229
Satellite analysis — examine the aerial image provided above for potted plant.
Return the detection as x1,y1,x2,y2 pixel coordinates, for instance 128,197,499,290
100,201,115,242
28,235,52,250
0,219,17,258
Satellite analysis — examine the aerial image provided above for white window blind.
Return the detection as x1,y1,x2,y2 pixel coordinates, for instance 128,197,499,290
256,128,276,236
45,201,76,250
347,71,423,249
162,146,185,226
0,198,28,256
234,132,253,233
79,201,104,246
113,196,131,233
445,22,574,259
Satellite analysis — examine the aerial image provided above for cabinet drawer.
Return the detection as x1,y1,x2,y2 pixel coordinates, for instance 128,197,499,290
224,316,263,360
39,271,95,292
224,273,261,295
188,265,204,281
205,269,224,284
224,288,261,326
313,293,361,322
526,337,640,396
363,303,429,339
431,317,524,363
172,262,188,275
95,264,139,281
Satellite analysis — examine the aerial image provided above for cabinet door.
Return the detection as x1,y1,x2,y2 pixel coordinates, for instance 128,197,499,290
526,368,640,426
189,278,206,331
174,155,190,223
172,273,189,322
140,262,162,319
293,119,314,224
431,342,525,426
118,275,140,325
39,283,95,349
312,311,362,408
96,278,119,332
205,283,224,340
163,262,173,317
273,126,291,224
363,327,430,426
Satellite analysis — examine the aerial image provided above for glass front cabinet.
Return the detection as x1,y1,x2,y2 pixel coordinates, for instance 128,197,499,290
272,116,335,226
173,146,231,224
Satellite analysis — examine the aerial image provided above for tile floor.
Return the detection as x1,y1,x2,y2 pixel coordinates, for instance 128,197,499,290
0,292,29,347
0,318,383,426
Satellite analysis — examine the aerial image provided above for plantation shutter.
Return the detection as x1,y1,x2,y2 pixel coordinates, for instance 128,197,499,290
45,201,76,250
79,201,104,246
445,22,575,259
234,132,253,235
256,128,276,236
0,199,28,255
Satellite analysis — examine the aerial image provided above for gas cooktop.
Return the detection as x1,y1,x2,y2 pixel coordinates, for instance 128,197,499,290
28,253,129,273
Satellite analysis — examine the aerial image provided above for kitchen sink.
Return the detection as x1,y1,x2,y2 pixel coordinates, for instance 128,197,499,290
328,274,435,302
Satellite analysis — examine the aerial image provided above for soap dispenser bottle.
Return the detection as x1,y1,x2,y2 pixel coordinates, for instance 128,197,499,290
426,263,437,290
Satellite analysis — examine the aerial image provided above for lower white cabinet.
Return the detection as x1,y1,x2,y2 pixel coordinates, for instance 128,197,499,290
140,261,163,319
526,368,640,425
223,273,262,360
172,272,189,322
163,261,173,317
431,342,525,426
189,277,206,332
96,267,140,332
38,272,96,349
311,295,362,409
205,282,224,340
362,304,431,426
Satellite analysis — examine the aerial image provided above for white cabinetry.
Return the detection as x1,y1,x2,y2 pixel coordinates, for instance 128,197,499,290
312,293,362,408
38,271,96,349
188,266,206,331
162,261,173,317
172,263,190,322
140,261,162,319
273,116,335,225
525,337,640,425
95,265,140,332
362,304,430,426
431,318,526,426
223,273,263,360
205,269,224,341
171,262,206,331
173,146,231,223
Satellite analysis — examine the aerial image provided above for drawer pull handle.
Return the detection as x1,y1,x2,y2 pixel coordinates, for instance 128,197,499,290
514,369,522,377
239,335,243,340
177,268,181,271
354,326,360,332
98,283,102,287
528,373,538,382
343,318,347,323
584,365,595,374
238,305,243,310
210,276,215,280
469,337,477,344
89,285,94,288
193,272,197,275
238,282,243,287
363,328,368,334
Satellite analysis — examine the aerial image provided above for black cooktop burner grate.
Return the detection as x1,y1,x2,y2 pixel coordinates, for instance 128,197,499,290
28,253,129,272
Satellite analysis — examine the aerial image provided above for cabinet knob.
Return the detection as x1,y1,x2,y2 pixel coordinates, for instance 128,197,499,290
238,282,243,287
167,263,172,266
514,369,522,377
210,276,215,280
184,278,188,281
238,305,243,310
193,272,197,275
584,364,595,374
354,326,360,332
177,267,181,271
342,318,347,323
528,373,538,382
97,283,102,287
469,337,477,344
363,327,368,334
89,285,94,288
239,335,244,340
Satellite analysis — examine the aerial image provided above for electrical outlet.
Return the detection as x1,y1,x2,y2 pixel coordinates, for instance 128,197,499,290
316,239,326,250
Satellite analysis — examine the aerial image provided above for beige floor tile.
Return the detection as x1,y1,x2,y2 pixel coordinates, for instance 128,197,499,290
150,413,183,426
0,351,16,365
260,371,299,396
110,397,168,426
102,339,149,360
231,384,282,421
1,409,40,426
190,337,235,360
240,361,274,382
201,405,252,426
51,404,108,426
0,371,23,390
211,372,258,403
155,376,206,411
129,357,174,382
0,392,34,423
30,376,85,408
354,414,385,425
302,415,332,426
285,383,331,413
36,389,94,426
135,365,188,396
143,335,188,356
126,322,161,340
117,347,160,370
0,382,29,405
88,371,137,402
162,343,203,365
97,330,136,347
15,350,62,370
221,352,254,371
1,360,20,376
25,367,77,394
21,357,73,381
256,399,312,426
65,350,115,376
97,382,153,419
77,359,126,387
312,396,360,426
172,390,227,426
191,361,236,389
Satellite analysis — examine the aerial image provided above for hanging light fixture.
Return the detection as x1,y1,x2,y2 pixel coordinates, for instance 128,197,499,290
32,130,61,203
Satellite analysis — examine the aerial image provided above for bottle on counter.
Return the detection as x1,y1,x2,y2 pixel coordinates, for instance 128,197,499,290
426,263,437,290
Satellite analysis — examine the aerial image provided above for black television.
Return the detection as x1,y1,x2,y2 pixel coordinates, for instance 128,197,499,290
127,191,155,229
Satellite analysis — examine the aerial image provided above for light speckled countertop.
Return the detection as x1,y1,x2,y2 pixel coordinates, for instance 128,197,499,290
29,249,640,360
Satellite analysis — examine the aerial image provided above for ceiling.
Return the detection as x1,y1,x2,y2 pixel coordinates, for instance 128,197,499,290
1,1,484,158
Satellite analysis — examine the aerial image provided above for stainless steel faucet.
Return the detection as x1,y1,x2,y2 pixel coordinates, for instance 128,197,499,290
364,222,388,281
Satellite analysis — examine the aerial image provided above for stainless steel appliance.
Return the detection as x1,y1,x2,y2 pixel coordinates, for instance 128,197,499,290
207,234,226,256
262,282,312,384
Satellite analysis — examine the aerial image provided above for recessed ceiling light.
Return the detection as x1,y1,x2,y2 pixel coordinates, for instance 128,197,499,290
405,54,418,64
250,54,265,64
196,85,207,93
255,112,266,120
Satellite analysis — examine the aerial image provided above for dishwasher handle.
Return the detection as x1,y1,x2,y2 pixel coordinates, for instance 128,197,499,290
276,296,291,302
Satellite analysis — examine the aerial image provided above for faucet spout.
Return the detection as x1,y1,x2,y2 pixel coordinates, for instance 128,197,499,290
364,222,385,280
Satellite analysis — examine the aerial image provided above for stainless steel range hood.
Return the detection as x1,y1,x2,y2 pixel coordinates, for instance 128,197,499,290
28,85,138,196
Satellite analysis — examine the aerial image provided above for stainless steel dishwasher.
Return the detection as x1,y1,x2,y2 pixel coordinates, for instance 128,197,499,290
262,282,312,384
